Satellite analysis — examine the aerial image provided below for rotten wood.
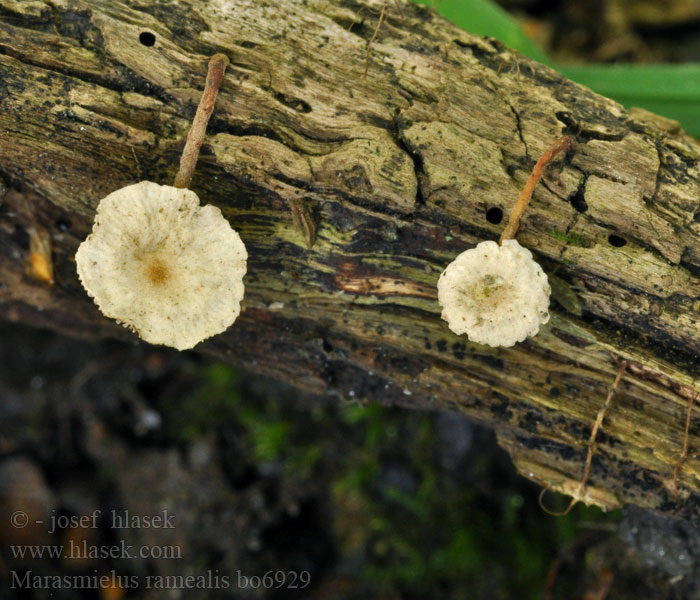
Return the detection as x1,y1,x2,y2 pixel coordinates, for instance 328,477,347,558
2,0,700,518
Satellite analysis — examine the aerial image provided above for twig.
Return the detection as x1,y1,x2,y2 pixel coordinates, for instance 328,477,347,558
174,53,229,189
499,135,575,243
544,554,563,600
582,569,614,600
364,3,387,78
545,531,605,600
673,390,698,500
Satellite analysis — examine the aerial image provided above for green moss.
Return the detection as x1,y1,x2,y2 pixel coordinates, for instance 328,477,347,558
163,364,241,441
552,230,592,248
170,362,621,598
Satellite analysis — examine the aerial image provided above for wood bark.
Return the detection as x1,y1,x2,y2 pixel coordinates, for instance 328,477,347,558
2,0,700,518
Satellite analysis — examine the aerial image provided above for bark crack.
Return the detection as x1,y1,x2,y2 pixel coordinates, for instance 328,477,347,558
501,95,527,154
556,213,581,262
0,45,174,104
555,111,627,142
390,114,426,207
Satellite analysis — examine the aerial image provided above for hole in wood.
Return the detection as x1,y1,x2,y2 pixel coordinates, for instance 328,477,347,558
56,218,71,232
569,189,588,213
139,31,156,47
608,234,627,247
11,224,29,249
486,206,503,224
273,91,312,113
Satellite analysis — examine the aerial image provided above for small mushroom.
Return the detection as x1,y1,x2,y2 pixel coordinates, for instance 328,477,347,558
76,54,246,350
437,239,550,347
437,136,574,347
76,181,246,350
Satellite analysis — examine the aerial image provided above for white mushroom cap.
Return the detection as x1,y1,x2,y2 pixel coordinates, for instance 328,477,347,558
76,181,247,350
437,239,550,347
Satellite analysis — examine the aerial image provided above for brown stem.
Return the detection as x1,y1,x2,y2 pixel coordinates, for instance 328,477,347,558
673,390,697,500
363,4,386,78
499,135,575,244
174,53,230,189
575,361,627,499
539,361,627,517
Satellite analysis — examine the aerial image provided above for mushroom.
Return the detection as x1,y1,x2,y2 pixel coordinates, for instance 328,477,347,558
437,136,574,347
76,181,246,350
76,54,246,350
437,239,550,347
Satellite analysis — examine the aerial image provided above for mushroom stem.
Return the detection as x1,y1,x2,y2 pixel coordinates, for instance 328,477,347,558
174,53,230,189
499,135,575,244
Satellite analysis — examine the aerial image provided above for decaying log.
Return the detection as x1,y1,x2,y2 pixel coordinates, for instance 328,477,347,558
2,0,700,518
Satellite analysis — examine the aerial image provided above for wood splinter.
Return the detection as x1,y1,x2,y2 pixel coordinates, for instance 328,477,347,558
290,198,320,248
25,225,54,287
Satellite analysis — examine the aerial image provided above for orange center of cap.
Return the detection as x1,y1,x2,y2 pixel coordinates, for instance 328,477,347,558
146,259,169,285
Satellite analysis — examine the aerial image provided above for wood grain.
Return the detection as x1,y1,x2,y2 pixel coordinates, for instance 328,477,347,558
1,0,700,517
